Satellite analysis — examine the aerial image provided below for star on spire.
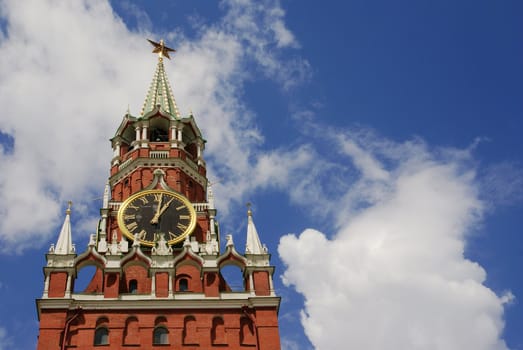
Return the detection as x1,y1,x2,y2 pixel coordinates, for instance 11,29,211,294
147,39,176,60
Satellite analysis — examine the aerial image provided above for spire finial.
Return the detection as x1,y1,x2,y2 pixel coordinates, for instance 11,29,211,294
141,39,180,118
246,202,252,216
147,38,176,60
66,201,72,215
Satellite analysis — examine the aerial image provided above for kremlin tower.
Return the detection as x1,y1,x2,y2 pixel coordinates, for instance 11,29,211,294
36,39,281,350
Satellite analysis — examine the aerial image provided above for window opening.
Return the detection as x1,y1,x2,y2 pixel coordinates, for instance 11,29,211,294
220,265,245,292
153,327,169,345
150,128,168,142
74,265,97,293
179,278,188,292
94,327,109,346
129,279,138,293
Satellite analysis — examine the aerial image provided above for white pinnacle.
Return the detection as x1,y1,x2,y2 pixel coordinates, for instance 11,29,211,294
245,206,265,255
102,181,110,208
54,201,75,255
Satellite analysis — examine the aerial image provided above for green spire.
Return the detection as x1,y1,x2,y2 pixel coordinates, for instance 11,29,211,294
140,39,180,118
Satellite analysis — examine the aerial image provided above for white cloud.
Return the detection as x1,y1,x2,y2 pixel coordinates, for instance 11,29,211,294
481,161,523,207
0,327,11,350
0,0,309,251
220,0,310,89
0,0,145,252
339,136,389,181
281,337,310,350
279,131,512,350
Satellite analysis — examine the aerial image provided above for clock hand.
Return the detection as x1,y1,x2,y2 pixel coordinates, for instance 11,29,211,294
150,193,163,224
157,197,175,217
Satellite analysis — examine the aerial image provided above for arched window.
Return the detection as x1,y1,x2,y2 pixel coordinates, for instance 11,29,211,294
124,317,139,345
220,265,245,292
240,316,256,345
153,326,169,345
179,278,188,292
212,316,227,345
74,265,98,293
183,316,198,345
94,327,109,346
129,279,138,294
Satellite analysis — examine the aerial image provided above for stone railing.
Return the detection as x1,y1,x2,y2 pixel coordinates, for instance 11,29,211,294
109,202,121,211
150,151,169,159
192,202,209,212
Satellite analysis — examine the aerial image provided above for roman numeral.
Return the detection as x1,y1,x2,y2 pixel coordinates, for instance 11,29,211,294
124,214,135,221
138,229,147,240
153,193,162,202
168,231,177,240
138,196,149,204
179,215,190,220
127,222,138,232
128,204,139,210
176,205,186,211
177,222,188,231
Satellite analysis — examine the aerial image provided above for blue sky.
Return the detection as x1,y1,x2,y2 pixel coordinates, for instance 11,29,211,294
0,0,521,349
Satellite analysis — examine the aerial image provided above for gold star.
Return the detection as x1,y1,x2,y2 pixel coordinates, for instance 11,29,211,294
147,39,176,59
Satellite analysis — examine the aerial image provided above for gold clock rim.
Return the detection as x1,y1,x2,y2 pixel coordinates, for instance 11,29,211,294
117,189,197,247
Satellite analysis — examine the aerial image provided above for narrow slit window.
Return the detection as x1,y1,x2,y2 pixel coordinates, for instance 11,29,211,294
179,278,188,292
129,279,138,294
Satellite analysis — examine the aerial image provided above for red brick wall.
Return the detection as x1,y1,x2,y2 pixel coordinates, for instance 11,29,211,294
104,272,120,298
39,308,280,350
155,272,169,297
175,264,202,293
48,272,67,297
37,310,67,349
253,271,270,296
122,265,151,294
204,271,220,297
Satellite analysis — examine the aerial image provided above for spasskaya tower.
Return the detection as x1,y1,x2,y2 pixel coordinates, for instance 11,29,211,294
36,39,281,349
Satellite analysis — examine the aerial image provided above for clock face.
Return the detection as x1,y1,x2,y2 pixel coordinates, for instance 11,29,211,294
117,189,196,246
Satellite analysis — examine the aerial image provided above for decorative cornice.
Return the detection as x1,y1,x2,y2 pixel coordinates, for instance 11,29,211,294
36,295,281,313
172,238,205,268
120,245,153,269
216,235,248,268
74,244,107,270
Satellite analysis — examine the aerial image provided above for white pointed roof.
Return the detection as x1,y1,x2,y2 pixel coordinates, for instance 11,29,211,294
54,201,75,255
245,207,265,255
